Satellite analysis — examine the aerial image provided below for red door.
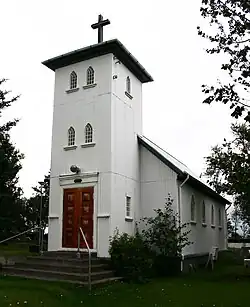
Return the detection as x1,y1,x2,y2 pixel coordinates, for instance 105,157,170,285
62,187,94,249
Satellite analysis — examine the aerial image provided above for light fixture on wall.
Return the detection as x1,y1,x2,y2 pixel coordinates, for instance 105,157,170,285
70,165,82,183
70,165,81,174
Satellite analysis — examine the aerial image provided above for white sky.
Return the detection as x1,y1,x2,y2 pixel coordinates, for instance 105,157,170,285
0,0,233,197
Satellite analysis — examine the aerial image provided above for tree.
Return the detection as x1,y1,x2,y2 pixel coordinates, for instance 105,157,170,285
24,173,50,229
198,0,250,122
0,78,25,240
227,217,235,238
230,205,242,239
204,123,250,223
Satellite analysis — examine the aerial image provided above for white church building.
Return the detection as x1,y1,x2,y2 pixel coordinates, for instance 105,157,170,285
43,15,229,259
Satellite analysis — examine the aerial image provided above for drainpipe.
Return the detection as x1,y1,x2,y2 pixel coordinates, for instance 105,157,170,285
225,202,232,249
178,173,189,272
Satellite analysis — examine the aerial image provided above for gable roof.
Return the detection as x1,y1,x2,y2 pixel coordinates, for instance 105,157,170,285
42,39,153,83
138,135,230,205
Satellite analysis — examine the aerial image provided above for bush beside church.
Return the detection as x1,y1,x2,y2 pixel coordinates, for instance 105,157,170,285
109,194,191,282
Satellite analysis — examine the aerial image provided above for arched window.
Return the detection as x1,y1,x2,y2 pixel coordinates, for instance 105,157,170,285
202,200,206,224
70,71,77,89
191,195,196,221
218,208,222,226
85,123,93,143
68,127,75,146
126,76,131,94
211,205,215,225
87,67,95,85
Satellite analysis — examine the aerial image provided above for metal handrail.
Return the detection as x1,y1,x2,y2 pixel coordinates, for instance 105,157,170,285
78,227,91,291
0,226,41,245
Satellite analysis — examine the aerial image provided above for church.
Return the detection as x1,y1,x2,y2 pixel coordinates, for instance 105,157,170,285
42,15,229,260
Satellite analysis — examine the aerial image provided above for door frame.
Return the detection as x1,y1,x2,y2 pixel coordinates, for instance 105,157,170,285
59,174,98,252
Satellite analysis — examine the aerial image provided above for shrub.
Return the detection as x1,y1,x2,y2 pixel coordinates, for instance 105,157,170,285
109,194,191,281
109,229,154,282
141,195,191,257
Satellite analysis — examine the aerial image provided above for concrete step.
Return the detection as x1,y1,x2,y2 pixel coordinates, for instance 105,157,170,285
42,251,97,259
13,261,108,273
2,266,114,282
26,256,101,266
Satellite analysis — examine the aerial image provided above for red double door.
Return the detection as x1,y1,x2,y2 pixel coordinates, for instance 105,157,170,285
62,187,94,249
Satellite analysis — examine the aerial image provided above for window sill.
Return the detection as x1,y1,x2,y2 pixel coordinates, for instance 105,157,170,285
83,83,97,90
81,142,96,148
202,223,207,227
218,226,223,230
125,91,133,100
190,220,197,225
211,225,216,228
49,215,59,219
64,145,77,151
66,88,79,94
97,214,110,218
125,217,133,222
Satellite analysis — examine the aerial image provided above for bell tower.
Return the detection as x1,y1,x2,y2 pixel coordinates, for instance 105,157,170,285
42,15,153,257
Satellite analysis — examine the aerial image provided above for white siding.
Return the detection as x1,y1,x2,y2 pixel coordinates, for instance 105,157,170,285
109,58,142,238
181,184,226,255
139,146,179,219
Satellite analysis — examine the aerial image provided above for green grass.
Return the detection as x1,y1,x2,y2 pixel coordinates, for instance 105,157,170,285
0,243,37,257
0,249,249,306
0,268,250,307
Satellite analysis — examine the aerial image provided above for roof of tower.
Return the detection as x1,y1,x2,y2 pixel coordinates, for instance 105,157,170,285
42,39,153,83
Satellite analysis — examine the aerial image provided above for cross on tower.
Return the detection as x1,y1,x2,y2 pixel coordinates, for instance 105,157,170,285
91,14,110,44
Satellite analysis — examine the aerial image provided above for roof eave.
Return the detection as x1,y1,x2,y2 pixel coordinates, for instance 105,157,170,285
42,39,153,83
178,172,230,205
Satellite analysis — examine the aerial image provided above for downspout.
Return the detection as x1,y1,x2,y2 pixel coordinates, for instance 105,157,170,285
178,173,189,272
225,202,232,249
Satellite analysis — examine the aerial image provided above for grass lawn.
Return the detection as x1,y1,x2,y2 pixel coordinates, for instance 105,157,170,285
1,267,250,307
0,243,38,257
0,249,249,306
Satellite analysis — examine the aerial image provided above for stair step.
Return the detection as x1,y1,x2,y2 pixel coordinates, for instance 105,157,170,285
2,267,114,282
14,261,108,273
42,251,97,259
26,256,101,265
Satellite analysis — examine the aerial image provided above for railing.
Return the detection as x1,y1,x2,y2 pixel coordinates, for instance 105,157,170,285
0,226,40,245
0,226,45,254
77,227,92,291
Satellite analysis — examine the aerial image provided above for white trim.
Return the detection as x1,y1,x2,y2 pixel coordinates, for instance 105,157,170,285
97,213,110,218
60,183,98,252
65,88,79,94
81,142,96,148
63,145,77,151
125,217,133,222
190,220,197,225
59,172,99,186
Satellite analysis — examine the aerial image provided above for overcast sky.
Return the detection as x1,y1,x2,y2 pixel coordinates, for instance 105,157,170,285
1,0,233,197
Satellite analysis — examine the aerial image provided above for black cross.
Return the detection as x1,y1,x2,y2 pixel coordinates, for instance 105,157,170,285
91,14,110,44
